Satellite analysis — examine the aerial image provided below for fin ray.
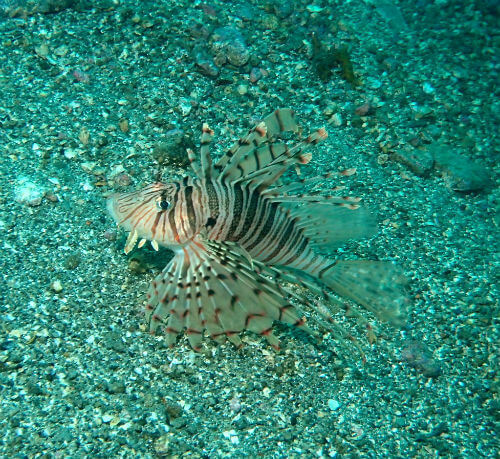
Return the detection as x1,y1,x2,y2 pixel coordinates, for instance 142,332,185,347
145,239,310,350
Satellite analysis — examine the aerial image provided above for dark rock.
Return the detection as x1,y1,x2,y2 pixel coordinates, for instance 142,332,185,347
170,417,187,429
211,27,250,67
394,147,434,176
152,129,192,168
25,379,47,396
401,340,441,378
273,2,294,18
103,331,126,353
430,143,493,192
106,380,126,394
193,46,220,78
64,253,81,270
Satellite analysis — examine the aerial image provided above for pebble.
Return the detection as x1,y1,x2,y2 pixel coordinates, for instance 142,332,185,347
118,118,129,133
249,67,266,83
194,46,219,78
102,414,114,423
50,280,63,293
355,102,372,116
423,82,435,94
401,340,441,378
212,27,249,67
429,143,492,192
79,127,90,146
328,112,343,127
152,129,190,168
179,99,192,117
236,84,248,95
14,177,45,207
64,148,78,160
328,399,340,411
114,173,132,187
394,147,434,176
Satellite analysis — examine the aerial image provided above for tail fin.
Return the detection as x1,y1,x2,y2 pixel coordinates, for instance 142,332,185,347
319,260,409,327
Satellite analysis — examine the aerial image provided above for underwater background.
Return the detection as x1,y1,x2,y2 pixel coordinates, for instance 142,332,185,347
0,0,498,457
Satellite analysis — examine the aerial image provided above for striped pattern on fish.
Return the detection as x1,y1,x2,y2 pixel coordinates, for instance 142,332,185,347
107,108,409,352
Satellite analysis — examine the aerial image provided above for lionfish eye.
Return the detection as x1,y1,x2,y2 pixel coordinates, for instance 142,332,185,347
156,197,170,211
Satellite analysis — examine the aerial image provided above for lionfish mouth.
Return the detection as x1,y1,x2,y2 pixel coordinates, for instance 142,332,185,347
107,192,163,255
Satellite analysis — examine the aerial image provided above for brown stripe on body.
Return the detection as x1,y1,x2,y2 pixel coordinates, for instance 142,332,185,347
192,179,209,234
258,214,297,263
167,186,181,242
227,187,259,241
209,180,230,240
250,207,287,259
237,189,268,246
150,211,164,240
184,185,196,232
227,186,244,236
226,184,250,239
239,195,275,248
176,187,190,242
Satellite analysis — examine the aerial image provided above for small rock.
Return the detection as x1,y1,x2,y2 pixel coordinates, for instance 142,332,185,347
236,83,248,95
328,112,343,127
114,173,132,187
106,380,126,394
15,177,45,206
430,143,492,192
328,399,340,411
354,102,372,116
164,401,183,420
152,129,191,168
401,340,441,378
72,69,90,84
154,435,172,455
50,280,63,293
249,67,266,83
45,191,59,203
64,253,81,270
64,148,78,160
35,43,49,58
422,82,435,95
79,126,90,146
394,147,434,176
118,118,129,133
26,380,46,396
103,229,117,242
102,414,114,423
194,46,219,78
171,417,187,429
178,99,192,117
212,27,249,67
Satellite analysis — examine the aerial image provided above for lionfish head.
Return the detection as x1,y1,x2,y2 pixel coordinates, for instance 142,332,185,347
107,182,178,253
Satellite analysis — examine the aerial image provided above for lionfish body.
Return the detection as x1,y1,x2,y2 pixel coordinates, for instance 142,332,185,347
107,109,408,351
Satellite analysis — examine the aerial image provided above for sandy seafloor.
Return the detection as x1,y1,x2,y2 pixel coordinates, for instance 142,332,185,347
0,0,498,457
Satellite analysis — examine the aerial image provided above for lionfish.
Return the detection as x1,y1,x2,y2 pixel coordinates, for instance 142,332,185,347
107,109,408,352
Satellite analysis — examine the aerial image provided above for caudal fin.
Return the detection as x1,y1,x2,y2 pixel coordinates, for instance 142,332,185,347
319,260,409,327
